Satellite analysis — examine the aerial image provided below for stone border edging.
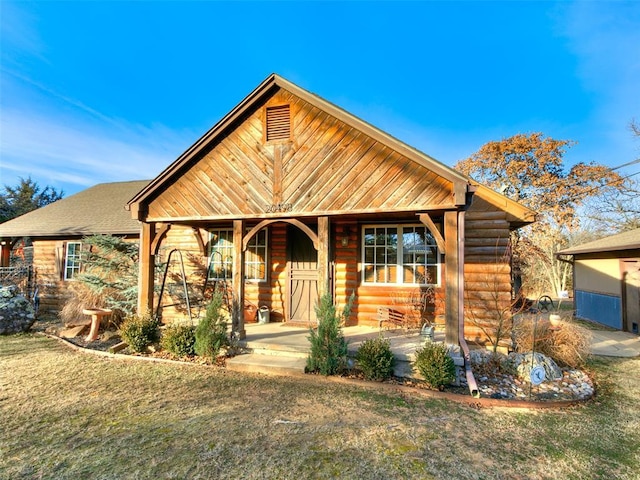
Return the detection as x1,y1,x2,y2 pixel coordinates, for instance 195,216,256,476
38,332,594,409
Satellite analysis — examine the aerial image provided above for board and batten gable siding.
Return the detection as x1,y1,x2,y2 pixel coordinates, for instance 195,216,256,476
144,88,457,222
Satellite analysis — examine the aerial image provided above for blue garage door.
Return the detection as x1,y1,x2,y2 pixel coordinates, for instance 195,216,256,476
575,290,622,329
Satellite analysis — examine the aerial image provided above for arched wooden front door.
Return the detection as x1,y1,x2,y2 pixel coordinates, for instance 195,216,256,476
287,225,318,323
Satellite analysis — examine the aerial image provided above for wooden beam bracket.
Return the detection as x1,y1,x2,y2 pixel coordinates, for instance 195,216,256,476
418,213,446,253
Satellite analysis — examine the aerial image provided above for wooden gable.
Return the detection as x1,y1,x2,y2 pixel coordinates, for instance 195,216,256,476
128,74,473,222
143,87,459,222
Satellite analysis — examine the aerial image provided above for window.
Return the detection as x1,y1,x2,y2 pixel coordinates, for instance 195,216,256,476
64,241,82,280
245,229,267,280
265,104,291,141
208,230,234,280
362,225,439,285
208,228,268,281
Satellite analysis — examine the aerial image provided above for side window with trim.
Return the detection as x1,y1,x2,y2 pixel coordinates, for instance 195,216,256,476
64,241,82,280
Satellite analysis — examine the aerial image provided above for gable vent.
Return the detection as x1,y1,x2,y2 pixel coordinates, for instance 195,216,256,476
266,105,291,141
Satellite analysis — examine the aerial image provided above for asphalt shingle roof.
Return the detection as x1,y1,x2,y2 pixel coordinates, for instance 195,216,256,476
557,228,640,255
0,180,150,238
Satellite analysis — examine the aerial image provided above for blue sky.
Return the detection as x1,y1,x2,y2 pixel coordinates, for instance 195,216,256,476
1,1,639,197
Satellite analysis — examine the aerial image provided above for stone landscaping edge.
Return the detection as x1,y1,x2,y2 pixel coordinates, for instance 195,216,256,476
37,332,594,410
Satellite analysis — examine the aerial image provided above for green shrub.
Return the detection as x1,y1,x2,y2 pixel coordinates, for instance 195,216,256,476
356,336,395,381
161,323,196,357
119,311,160,353
413,341,456,390
306,291,353,376
195,292,229,360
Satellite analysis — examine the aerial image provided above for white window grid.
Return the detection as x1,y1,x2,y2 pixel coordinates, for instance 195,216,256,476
64,241,82,280
362,224,440,286
208,228,268,281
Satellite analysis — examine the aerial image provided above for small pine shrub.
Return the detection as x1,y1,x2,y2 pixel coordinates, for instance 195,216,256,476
306,291,353,376
119,311,160,353
413,341,456,390
356,336,395,381
195,292,229,360
161,323,196,357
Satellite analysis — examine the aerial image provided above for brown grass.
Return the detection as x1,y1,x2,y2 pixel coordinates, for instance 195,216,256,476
1,334,639,480
513,315,592,368
59,282,109,326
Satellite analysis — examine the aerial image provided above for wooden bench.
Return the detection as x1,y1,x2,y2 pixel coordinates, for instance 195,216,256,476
377,306,407,330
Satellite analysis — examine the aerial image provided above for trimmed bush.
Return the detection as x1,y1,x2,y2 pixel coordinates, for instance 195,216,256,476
161,323,196,357
119,311,160,353
194,292,229,361
306,291,353,376
356,336,395,381
413,341,456,390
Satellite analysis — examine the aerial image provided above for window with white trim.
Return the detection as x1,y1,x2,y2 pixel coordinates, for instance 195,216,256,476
362,225,439,285
245,229,267,280
64,241,82,280
208,228,268,281
208,230,234,280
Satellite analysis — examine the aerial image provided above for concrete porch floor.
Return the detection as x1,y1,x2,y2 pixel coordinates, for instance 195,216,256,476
227,322,442,376
240,322,441,359
226,319,640,377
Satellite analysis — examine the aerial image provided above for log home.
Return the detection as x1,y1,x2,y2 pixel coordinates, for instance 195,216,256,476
0,181,148,317
127,74,536,345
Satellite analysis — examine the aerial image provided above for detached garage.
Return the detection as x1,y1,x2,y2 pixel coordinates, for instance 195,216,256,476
558,228,640,333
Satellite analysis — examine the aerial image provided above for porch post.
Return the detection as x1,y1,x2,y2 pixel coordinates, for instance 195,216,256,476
232,219,246,340
444,211,460,345
138,222,156,315
317,216,330,296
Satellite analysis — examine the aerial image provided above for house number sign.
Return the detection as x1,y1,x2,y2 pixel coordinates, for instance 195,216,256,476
266,203,293,213
529,366,546,386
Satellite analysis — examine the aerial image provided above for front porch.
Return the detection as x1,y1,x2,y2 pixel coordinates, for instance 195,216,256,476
227,322,450,378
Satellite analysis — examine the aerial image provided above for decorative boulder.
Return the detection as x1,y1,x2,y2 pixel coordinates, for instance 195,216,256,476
509,351,563,382
0,285,36,334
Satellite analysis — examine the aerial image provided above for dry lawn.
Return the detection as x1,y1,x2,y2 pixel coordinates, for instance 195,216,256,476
1,334,639,480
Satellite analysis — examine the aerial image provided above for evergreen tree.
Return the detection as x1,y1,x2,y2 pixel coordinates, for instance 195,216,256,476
75,235,139,319
0,177,64,223
306,291,354,375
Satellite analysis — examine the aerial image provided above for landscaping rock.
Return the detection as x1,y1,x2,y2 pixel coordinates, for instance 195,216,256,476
0,285,36,334
509,352,563,382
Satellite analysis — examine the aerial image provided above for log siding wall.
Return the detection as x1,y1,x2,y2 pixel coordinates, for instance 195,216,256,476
32,239,68,318
463,198,513,344
30,204,515,348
